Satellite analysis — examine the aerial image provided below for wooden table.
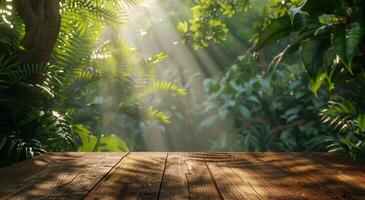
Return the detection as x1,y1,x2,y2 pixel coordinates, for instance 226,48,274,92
1,152,365,199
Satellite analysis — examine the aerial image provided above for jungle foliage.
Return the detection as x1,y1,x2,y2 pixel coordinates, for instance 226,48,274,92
140,0,331,152
0,0,185,166
255,0,365,160
1,0,365,165
176,0,365,161
203,56,329,151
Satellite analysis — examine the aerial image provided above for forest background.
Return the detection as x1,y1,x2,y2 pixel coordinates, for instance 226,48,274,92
1,0,365,166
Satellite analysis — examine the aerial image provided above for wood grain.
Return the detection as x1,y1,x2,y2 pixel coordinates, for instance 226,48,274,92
256,152,365,199
84,152,167,200
231,153,335,199
159,153,190,200
48,152,129,200
306,153,365,187
183,153,222,200
1,152,365,200
0,152,124,200
204,153,262,200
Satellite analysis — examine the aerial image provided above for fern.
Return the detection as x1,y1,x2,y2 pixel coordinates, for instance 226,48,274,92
0,0,184,164
0,0,140,165
320,101,354,133
320,95,365,160
138,80,187,98
61,0,130,28
147,106,170,124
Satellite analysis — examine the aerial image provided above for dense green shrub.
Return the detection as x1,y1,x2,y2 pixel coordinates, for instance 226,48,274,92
256,0,365,160
203,56,330,151
0,0,185,166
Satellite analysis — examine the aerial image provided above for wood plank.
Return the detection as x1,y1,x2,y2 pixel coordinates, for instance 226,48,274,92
48,152,129,200
160,152,224,200
0,152,124,200
1,152,365,200
183,153,222,200
0,152,83,198
305,153,365,187
0,153,52,197
204,153,262,200
256,152,365,199
84,152,167,200
226,153,335,199
159,153,190,200
202,152,291,199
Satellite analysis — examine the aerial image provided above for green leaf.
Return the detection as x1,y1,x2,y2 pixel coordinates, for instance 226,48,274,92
218,106,228,119
239,105,251,119
357,114,365,132
256,14,307,49
266,25,330,74
177,21,189,33
148,52,167,64
247,95,260,104
257,76,272,94
289,80,302,91
147,107,170,124
289,2,306,25
138,81,187,97
301,39,329,78
98,134,129,152
309,72,327,96
332,22,364,74
74,124,97,152
285,107,301,116
200,115,218,128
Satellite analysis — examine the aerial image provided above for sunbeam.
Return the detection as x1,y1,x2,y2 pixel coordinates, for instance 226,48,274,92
121,0,235,151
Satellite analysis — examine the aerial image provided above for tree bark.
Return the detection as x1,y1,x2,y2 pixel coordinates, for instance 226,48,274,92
13,0,60,64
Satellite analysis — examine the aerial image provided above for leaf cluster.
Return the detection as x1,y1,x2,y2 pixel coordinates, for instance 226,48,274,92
256,0,365,159
177,0,249,49
204,56,329,151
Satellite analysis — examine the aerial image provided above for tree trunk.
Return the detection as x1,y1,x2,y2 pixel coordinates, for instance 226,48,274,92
14,0,60,64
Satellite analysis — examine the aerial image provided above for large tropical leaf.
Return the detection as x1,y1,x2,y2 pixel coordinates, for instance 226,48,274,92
301,39,329,77
301,39,330,95
98,134,129,152
256,14,307,49
332,22,365,73
301,0,340,17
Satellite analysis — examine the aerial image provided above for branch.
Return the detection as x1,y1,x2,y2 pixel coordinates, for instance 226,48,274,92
270,119,306,136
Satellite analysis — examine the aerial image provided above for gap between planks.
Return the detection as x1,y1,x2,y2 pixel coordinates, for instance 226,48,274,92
81,152,131,199
84,152,168,199
204,155,226,200
157,152,169,199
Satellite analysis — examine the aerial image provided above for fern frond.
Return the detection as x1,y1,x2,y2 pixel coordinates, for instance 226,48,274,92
129,52,167,82
0,109,75,166
145,52,167,79
63,0,127,28
8,63,50,83
64,68,101,94
147,106,170,124
119,0,141,9
137,81,187,98
320,100,356,133
52,32,95,71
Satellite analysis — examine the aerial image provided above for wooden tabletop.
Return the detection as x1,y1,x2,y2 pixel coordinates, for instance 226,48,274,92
1,152,365,199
